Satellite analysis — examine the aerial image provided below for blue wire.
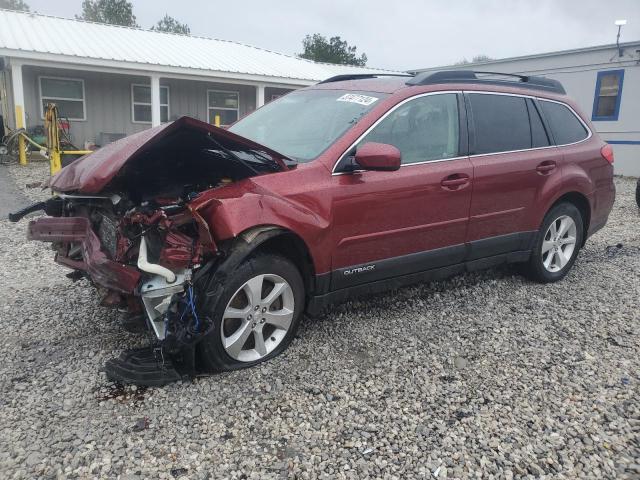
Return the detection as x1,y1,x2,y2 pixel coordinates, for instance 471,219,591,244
165,286,200,338
188,285,201,331
168,298,189,338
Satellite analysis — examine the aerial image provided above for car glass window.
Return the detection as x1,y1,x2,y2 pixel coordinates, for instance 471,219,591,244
527,99,550,148
540,100,588,145
358,93,459,165
469,93,531,154
229,89,387,162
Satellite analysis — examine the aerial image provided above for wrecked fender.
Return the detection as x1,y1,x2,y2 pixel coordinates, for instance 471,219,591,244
189,182,329,272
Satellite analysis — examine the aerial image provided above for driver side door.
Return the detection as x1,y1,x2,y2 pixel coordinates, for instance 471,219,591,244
329,92,473,290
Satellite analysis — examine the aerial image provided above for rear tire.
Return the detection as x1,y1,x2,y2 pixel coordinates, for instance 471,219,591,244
524,202,584,283
197,254,305,371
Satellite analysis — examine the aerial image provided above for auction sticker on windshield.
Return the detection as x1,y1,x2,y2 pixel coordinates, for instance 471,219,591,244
336,94,379,106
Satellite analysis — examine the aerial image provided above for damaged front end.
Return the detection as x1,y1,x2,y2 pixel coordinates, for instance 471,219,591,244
11,117,289,386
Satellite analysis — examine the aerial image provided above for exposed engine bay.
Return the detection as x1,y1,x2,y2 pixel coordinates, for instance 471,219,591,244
10,117,291,385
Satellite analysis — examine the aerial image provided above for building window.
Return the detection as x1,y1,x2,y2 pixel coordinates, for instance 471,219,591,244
39,76,86,120
208,90,239,126
131,84,170,123
592,69,624,121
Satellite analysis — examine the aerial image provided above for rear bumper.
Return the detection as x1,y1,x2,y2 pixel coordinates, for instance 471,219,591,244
587,181,616,238
27,217,141,294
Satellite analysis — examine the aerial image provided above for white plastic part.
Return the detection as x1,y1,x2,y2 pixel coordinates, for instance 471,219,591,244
137,235,176,283
140,270,188,340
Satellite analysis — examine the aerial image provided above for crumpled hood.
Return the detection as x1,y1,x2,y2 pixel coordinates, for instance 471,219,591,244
48,116,287,194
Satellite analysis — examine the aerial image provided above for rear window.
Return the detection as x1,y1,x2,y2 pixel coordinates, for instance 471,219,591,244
540,100,589,145
468,93,531,155
527,99,550,148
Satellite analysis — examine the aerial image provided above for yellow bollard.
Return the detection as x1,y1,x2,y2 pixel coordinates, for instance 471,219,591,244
50,151,62,175
15,105,27,165
214,114,221,127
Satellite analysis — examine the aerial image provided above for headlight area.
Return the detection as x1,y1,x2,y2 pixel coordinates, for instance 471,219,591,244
26,193,218,386
105,204,217,386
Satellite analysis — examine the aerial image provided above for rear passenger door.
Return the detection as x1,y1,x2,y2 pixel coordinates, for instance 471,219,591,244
464,92,560,258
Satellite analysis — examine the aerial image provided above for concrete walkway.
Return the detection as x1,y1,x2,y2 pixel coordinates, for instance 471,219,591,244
0,165,30,219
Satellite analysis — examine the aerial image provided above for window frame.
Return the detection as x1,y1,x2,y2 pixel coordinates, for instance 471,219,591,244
39,76,86,121
332,91,467,174
131,83,170,124
357,92,463,166
539,98,591,146
526,98,551,148
332,90,592,175
466,91,534,155
464,92,591,155
591,69,624,122
207,89,240,126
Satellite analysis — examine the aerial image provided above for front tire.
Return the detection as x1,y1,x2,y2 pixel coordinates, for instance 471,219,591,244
524,202,584,283
197,254,305,371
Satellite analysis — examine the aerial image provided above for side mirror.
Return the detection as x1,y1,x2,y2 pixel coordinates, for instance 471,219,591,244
354,142,401,171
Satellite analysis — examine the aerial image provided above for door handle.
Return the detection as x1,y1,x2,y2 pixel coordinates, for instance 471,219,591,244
441,174,470,189
536,161,557,174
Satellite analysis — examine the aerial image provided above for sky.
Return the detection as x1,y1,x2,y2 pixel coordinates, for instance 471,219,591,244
23,0,640,71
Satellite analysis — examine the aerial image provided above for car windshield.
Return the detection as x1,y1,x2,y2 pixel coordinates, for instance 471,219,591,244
228,89,388,162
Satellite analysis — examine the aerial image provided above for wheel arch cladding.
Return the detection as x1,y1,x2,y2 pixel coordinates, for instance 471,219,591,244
194,226,316,312
247,228,316,299
549,192,591,245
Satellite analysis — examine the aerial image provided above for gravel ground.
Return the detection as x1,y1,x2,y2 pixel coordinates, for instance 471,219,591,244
0,162,638,479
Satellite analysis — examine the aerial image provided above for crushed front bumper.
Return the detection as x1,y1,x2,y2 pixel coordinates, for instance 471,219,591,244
27,216,141,294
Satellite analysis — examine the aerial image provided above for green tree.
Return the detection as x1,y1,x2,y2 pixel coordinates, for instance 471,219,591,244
454,54,493,65
299,34,367,66
77,0,138,27
151,14,190,34
0,0,30,11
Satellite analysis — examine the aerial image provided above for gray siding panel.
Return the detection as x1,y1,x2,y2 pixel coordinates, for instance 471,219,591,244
163,78,257,123
19,66,268,147
22,65,149,147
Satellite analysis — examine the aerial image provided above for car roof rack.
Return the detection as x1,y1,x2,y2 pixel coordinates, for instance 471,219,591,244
406,70,566,94
318,73,414,84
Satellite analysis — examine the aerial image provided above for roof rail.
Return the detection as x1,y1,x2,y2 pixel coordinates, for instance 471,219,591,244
406,70,566,94
318,73,414,84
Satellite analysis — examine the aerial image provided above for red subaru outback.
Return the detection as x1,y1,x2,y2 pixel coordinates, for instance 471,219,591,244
10,71,615,385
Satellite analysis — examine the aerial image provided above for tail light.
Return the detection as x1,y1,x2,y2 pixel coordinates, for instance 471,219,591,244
601,144,614,164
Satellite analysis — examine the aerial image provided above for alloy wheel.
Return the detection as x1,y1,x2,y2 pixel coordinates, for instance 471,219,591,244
541,215,577,273
220,274,295,362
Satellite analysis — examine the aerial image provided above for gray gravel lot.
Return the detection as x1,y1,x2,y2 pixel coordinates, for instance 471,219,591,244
0,162,639,479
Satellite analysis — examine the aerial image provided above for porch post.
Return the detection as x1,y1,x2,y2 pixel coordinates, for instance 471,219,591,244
256,85,265,109
10,59,27,165
150,74,161,127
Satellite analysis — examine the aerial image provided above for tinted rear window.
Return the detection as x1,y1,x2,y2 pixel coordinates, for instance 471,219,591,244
468,93,531,154
527,99,550,148
540,100,588,145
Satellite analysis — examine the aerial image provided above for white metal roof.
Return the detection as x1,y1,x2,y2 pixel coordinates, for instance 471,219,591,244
0,9,398,85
